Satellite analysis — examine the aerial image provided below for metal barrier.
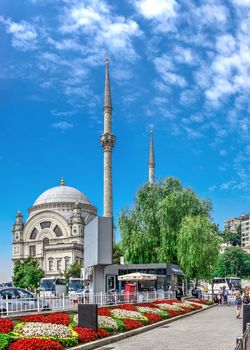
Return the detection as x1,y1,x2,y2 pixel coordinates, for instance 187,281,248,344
0,290,175,316
235,323,250,350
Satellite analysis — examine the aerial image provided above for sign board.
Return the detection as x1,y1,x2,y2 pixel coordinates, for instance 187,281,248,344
84,216,113,267
78,304,97,332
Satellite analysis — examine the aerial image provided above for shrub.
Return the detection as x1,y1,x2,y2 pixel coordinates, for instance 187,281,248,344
0,333,12,350
145,313,162,324
8,338,63,350
123,319,143,331
74,327,98,343
0,319,14,334
98,328,111,339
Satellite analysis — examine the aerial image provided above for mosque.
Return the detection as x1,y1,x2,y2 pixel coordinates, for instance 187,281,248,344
12,57,155,278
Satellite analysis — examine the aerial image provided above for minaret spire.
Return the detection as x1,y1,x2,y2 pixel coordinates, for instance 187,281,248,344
149,128,155,184
100,55,116,217
104,55,112,111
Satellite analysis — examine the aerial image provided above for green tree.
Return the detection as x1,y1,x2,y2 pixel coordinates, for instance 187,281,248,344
177,215,221,281
64,263,82,281
119,177,212,264
214,246,250,277
13,257,44,290
223,230,241,246
113,242,122,264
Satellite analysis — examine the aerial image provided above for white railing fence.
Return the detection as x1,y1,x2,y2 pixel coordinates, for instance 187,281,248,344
0,290,175,316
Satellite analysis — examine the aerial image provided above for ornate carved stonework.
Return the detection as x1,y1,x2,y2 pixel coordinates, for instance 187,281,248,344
100,133,116,151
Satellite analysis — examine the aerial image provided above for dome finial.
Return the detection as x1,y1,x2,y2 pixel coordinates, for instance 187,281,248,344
61,177,65,186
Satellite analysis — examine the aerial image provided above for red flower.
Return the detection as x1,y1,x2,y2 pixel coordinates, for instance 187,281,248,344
0,318,14,333
8,338,63,350
180,306,191,313
98,307,112,316
114,304,137,311
98,328,111,339
123,319,143,331
167,309,181,317
154,299,179,305
137,303,158,308
145,313,162,324
187,302,202,310
20,313,70,325
74,327,98,343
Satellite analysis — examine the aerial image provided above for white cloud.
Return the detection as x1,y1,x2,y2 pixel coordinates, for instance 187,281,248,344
60,0,141,60
52,121,74,131
196,4,228,27
0,17,37,50
232,0,250,6
154,54,186,87
134,0,177,19
134,0,178,32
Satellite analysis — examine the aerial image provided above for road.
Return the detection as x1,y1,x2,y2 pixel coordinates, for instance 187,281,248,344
97,305,242,350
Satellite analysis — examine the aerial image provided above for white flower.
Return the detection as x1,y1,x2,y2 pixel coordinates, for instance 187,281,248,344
156,304,182,311
21,322,72,338
137,306,162,314
111,309,143,319
98,316,118,331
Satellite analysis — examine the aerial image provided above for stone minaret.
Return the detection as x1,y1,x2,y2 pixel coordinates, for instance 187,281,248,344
149,128,155,184
100,56,116,217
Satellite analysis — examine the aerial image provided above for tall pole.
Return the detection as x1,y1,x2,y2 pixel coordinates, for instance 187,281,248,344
100,56,116,217
149,128,155,185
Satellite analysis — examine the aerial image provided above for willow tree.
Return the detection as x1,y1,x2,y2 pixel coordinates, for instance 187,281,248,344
177,215,221,283
119,177,212,264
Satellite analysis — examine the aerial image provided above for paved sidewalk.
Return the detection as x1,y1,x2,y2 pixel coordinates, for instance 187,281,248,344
97,305,242,350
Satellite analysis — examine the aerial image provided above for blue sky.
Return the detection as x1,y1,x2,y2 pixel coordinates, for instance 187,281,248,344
1,0,250,281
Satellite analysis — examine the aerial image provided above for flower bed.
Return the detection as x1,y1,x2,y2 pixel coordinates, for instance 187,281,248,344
0,299,210,349
0,319,14,334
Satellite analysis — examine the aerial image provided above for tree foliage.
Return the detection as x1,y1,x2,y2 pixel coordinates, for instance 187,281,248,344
177,215,221,281
222,230,241,246
64,263,82,281
214,247,250,278
113,242,122,264
13,257,44,290
119,177,212,266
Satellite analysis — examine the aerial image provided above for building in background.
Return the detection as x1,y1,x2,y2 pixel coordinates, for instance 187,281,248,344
241,214,250,247
224,214,250,247
224,217,241,233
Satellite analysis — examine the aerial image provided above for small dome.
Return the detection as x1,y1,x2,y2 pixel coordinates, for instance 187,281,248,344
33,186,91,206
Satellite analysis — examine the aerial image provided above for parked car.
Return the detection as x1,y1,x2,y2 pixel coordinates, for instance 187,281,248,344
0,287,50,315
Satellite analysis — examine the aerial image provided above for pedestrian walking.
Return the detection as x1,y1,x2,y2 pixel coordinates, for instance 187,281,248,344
235,291,242,319
219,287,224,304
243,289,250,305
223,288,228,305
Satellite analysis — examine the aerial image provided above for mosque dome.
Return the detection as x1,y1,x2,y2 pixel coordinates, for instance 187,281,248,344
28,179,97,220
33,185,91,206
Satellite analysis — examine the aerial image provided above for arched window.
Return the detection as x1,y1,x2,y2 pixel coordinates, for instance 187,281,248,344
40,221,51,229
54,225,63,237
30,228,38,240
43,238,49,248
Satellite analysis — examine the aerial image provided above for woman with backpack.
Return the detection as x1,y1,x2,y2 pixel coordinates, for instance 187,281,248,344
235,291,243,319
